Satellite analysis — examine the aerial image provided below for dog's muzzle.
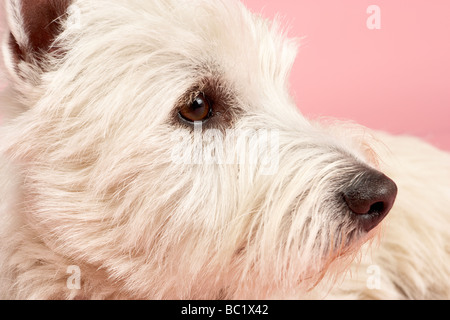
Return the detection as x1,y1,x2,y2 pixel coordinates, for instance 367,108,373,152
343,168,398,232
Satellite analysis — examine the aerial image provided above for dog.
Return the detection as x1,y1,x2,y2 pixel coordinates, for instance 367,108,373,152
0,0,449,300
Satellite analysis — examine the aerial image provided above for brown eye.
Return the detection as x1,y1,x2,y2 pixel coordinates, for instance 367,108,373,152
179,93,212,123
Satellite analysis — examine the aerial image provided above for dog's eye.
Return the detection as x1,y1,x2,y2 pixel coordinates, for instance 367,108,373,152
179,93,212,123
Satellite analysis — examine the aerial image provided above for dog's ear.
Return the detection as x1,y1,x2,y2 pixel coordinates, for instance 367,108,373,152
4,0,72,76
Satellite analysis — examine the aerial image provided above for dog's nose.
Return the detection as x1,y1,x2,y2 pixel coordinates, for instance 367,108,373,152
343,169,398,232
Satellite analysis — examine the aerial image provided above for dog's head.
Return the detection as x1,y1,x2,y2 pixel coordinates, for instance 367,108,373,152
1,0,396,298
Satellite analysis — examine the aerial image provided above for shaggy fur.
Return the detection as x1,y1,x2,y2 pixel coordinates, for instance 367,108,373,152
0,0,449,300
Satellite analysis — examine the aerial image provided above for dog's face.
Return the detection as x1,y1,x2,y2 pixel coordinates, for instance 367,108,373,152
2,0,396,298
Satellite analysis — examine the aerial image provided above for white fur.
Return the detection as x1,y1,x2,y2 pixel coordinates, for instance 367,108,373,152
0,0,449,299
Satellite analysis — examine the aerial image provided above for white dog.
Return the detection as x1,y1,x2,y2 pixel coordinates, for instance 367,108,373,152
0,0,449,300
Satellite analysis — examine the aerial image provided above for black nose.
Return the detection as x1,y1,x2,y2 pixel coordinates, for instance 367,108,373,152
343,169,398,232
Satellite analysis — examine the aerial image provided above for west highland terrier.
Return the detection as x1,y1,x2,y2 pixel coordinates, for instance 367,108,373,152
0,0,449,300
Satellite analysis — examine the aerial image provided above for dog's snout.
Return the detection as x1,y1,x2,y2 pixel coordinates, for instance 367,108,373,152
344,169,398,232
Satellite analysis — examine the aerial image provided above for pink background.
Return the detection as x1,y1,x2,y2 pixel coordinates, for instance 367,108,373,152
1,1,449,150
242,0,450,151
